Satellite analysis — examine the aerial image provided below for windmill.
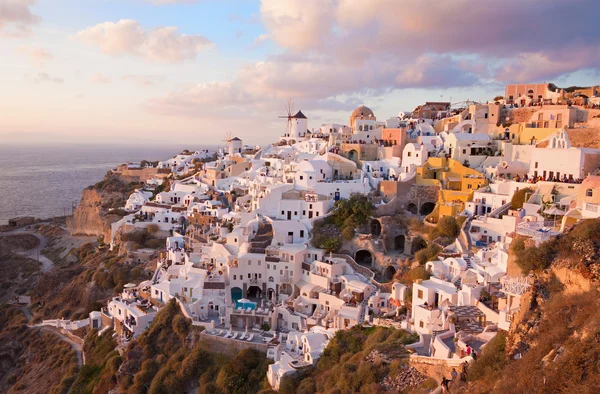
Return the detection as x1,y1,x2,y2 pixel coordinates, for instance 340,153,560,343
223,130,233,143
278,98,295,138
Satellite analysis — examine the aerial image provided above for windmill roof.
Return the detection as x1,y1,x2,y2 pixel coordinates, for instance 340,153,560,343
292,110,307,119
229,137,241,141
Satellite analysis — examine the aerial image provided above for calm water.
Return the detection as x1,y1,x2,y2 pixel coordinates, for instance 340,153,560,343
0,144,215,225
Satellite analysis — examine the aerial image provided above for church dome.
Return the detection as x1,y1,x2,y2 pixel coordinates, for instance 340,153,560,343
350,105,375,129
351,105,375,119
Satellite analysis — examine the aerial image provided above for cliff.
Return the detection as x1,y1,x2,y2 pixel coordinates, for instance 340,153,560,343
67,174,143,240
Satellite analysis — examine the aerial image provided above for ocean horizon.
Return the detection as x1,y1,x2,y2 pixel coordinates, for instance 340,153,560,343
0,143,218,225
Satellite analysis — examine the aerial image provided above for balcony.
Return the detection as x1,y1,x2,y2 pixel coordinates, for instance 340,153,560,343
266,256,280,263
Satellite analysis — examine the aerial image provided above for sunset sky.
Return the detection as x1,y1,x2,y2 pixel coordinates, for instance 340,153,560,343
1,0,599,145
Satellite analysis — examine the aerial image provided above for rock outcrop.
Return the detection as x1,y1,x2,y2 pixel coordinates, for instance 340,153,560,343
67,174,142,240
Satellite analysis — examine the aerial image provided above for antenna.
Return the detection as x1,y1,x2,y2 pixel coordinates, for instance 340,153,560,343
278,98,295,137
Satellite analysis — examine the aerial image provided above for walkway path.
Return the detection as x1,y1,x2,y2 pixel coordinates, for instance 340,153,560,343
40,326,85,367
4,226,54,272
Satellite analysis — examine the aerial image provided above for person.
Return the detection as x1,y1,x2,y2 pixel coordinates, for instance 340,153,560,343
461,361,469,381
451,368,458,381
466,345,472,356
441,377,450,393
472,350,478,361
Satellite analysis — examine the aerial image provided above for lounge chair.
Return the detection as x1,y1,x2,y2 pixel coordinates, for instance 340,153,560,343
231,332,238,339
224,331,231,338
246,334,254,342
217,330,223,336
239,333,246,340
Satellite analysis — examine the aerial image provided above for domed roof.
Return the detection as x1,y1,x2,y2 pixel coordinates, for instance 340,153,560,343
351,105,375,119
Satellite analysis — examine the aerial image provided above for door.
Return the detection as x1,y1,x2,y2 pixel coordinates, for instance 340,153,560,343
287,211,292,220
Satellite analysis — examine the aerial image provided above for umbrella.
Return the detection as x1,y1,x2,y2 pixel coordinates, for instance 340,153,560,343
124,283,137,289
544,207,565,216
544,207,565,227
238,298,251,303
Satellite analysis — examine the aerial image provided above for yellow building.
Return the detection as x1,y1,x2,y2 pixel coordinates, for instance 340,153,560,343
416,158,488,221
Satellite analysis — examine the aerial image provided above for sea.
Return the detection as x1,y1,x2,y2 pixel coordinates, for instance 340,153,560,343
0,143,216,225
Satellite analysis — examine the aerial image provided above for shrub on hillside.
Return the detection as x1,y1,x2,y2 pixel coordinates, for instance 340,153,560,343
511,188,533,210
415,243,441,265
429,216,460,240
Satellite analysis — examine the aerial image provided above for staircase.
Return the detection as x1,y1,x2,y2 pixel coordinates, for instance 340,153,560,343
249,222,273,254
454,276,462,289
463,255,473,269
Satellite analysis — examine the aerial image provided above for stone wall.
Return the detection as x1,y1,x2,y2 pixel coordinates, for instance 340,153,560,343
198,332,269,355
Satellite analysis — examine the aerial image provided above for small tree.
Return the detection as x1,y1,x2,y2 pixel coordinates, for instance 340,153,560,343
511,188,533,210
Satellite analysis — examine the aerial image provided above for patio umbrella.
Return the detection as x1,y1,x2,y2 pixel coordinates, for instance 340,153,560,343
238,298,251,303
124,283,137,288
544,207,565,226
543,207,565,216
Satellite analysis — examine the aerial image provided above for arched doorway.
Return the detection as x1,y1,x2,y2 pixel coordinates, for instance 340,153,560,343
383,266,396,281
348,149,359,161
407,203,418,214
394,235,405,252
231,287,243,303
411,238,427,254
419,202,435,215
247,286,262,300
267,288,275,301
370,219,382,236
355,250,373,266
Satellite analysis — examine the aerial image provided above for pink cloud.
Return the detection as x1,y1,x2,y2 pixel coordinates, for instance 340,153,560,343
76,19,213,63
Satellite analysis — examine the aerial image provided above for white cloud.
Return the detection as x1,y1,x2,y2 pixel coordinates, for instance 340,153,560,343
91,72,111,84
0,0,39,37
16,45,53,65
252,33,269,47
76,19,213,63
123,74,165,86
35,72,63,84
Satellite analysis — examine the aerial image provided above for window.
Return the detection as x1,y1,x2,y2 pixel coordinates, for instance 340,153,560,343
294,211,298,216
248,261,251,265
309,204,313,209
484,113,488,119
408,152,412,157
462,149,467,154
587,189,593,197
267,264,270,269
303,210,306,215
417,289,423,299
248,273,251,279
300,230,304,237
468,184,472,189
233,275,236,280
535,162,538,169
299,175,303,180
281,211,284,215
419,321,424,328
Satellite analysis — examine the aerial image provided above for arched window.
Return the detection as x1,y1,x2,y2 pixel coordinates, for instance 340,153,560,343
586,189,593,197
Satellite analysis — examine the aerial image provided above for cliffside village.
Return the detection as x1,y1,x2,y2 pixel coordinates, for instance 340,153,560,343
45,82,600,390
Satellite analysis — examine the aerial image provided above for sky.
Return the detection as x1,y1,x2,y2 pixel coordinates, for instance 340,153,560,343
1,0,599,146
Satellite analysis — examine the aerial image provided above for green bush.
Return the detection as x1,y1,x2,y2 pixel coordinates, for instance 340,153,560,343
415,243,441,265
511,188,533,210
429,216,460,240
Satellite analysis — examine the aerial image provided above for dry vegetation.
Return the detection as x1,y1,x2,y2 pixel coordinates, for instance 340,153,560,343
0,305,79,394
31,243,151,321
465,284,600,393
277,326,423,394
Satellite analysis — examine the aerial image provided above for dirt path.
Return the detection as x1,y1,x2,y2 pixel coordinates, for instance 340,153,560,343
40,326,85,367
4,227,54,272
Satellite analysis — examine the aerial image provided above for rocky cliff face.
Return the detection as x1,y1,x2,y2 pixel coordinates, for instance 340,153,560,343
67,174,143,240
67,189,116,239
